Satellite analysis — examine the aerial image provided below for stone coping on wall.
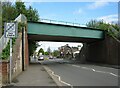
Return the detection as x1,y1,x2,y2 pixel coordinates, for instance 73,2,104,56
1,60,9,63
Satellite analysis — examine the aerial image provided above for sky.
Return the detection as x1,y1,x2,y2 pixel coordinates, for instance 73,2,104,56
25,2,118,24
23,1,118,52
36,41,83,52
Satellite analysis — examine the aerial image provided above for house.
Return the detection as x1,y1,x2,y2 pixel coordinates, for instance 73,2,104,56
59,44,80,59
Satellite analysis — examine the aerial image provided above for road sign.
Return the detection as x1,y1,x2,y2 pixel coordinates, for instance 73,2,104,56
4,22,18,83
4,22,18,38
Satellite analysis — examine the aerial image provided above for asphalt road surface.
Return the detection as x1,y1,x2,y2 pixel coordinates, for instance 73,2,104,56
41,58,119,86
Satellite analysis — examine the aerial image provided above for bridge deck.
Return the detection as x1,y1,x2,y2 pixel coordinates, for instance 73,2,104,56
27,21,105,43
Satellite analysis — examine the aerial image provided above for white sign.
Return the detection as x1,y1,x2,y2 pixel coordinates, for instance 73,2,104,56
4,22,18,38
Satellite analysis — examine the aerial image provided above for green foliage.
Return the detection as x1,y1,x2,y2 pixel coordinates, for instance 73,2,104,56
15,2,39,22
53,50,59,57
2,2,17,22
1,42,10,60
0,2,2,37
38,48,44,55
1,38,16,60
18,22,26,32
86,20,110,30
14,2,39,56
26,6,39,21
86,20,120,41
1,1,40,58
28,40,39,56
2,2,39,22
47,47,51,55
15,2,26,16
2,1,39,34
44,52,49,55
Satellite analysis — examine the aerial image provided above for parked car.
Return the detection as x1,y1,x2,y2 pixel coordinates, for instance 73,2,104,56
38,55,44,61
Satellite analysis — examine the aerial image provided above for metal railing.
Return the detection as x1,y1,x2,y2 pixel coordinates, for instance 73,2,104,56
40,18,86,27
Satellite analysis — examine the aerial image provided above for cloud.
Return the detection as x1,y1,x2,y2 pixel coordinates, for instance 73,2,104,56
73,8,83,15
97,14,118,24
88,1,109,9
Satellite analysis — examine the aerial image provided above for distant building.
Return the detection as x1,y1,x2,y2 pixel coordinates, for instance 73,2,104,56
59,44,80,59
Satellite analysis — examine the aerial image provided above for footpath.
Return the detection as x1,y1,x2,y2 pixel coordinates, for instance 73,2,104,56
2,61,58,87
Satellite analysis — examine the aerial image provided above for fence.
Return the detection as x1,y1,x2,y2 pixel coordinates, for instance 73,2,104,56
40,18,86,27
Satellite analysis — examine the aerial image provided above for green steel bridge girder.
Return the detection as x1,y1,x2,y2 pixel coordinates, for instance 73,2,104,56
27,22,105,42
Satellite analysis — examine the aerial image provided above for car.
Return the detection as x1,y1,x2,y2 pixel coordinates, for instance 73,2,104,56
38,55,44,61
49,56,53,59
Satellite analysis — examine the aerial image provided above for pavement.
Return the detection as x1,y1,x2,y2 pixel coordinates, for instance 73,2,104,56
2,61,57,87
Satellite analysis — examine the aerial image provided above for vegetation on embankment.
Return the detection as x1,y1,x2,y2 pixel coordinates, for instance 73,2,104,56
86,20,120,42
1,1,39,60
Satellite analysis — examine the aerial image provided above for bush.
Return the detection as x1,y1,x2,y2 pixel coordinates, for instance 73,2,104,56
1,38,16,60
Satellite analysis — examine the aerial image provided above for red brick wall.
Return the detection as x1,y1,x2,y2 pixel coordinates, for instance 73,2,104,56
1,61,9,84
1,33,23,84
86,34,119,65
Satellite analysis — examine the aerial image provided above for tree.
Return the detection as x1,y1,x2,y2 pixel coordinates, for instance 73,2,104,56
2,2,17,22
2,1,39,28
53,50,59,57
14,1,39,56
2,2,17,33
38,48,44,56
15,2,26,16
86,20,110,30
26,6,39,21
44,52,49,55
28,40,39,56
47,47,51,55
0,2,2,37
15,2,39,22
86,20,120,42
1,1,40,58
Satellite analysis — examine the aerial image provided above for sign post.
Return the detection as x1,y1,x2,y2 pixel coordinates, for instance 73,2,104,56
9,38,12,83
4,22,18,83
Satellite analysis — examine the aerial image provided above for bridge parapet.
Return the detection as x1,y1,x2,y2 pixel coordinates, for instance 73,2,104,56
40,18,86,27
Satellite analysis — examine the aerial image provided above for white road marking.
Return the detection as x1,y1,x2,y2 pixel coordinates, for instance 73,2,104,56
92,69,95,71
110,73,118,77
48,69,73,88
82,67,91,70
72,65,80,68
72,65,119,77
